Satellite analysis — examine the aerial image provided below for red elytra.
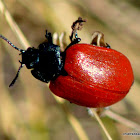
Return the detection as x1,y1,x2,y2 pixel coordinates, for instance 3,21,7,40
49,44,134,107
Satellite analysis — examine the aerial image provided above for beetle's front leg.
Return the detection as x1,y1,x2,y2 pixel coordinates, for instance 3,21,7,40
45,30,53,43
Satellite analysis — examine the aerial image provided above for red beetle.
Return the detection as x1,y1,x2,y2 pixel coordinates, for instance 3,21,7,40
0,17,134,108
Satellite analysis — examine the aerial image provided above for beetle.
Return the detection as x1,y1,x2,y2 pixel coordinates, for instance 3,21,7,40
0,17,134,107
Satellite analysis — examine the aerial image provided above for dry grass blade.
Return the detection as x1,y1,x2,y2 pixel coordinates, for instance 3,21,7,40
53,95,89,140
105,110,140,131
0,46,31,139
89,108,112,140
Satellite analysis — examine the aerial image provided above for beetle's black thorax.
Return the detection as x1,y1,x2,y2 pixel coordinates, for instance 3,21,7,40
21,42,63,83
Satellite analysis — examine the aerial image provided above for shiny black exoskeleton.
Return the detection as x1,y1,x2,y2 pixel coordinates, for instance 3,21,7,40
0,30,80,87
0,31,63,87
0,31,65,87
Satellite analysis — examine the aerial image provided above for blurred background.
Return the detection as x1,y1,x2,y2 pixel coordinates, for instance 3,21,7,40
0,0,140,140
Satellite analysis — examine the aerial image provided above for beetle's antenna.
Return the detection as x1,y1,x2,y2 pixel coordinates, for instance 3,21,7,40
0,35,24,53
9,62,25,87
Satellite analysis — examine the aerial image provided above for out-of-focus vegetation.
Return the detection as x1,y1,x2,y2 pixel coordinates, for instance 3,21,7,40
0,0,140,140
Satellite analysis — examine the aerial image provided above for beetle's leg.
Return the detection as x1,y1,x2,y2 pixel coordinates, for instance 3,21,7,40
69,17,86,42
106,43,111,48
66,38,81,50
9,62,24,87
65,17,86,50
45,30,53,43
59,17,86,75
